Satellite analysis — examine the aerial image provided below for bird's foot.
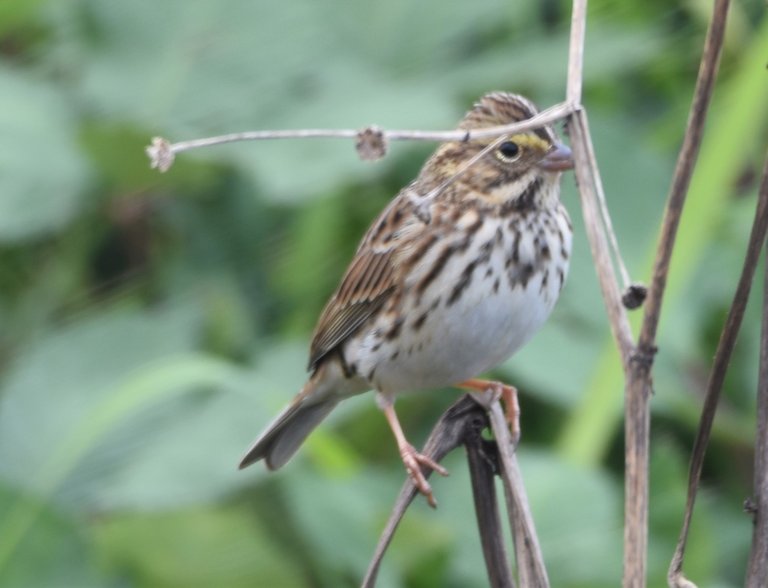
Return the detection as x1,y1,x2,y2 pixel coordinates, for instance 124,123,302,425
399,442,449,508
458,378,520,445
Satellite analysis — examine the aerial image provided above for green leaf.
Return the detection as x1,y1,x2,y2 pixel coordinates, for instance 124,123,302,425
0,66,90,241
0,305,236,571
94,507,305,588
0,484,105,588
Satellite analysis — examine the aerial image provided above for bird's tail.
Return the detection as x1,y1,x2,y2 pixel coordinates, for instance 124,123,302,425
238,377,340,471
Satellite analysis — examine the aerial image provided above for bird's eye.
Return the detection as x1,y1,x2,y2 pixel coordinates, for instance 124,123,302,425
497,141,520,161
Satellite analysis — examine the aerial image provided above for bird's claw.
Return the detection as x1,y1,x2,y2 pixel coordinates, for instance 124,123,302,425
400,443,449,508
485,381,521,446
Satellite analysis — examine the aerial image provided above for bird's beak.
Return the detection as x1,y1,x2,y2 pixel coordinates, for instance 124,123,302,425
537,142,574,172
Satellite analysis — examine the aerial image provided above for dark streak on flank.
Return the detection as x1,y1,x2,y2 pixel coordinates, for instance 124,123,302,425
447,238,495,306
412,311,429,331
447,259,478,306
416,244,456,297
511,230,521,263
385,316,404,340
338,351,357,379
415,229,475,297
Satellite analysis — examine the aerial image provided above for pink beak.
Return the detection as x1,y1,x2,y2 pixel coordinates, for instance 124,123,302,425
537,142,574,172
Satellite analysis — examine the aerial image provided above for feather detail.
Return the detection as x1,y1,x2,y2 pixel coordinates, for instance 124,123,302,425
308,248,396,370
307,195,427,371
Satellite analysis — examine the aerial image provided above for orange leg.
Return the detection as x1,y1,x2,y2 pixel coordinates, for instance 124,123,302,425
379,396,449,508
457,378,520,444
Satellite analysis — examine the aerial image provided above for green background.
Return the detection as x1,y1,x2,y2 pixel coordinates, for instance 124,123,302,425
1,1,767,586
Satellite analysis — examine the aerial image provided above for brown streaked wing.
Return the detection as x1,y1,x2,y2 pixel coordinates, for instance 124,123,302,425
308,247,396,370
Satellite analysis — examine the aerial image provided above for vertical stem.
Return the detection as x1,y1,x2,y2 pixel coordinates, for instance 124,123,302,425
480,394,550,588
569,111,635,361
621,1,731,585
623,369,652,587
746,187,768,587
466,438,516,588
668,155,768,586
637,0,731,350
566,0,587,105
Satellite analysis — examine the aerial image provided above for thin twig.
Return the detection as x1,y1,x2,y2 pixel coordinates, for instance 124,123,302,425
566,0,587,105
361,396,498,587
746,235,768,587
474,391,550,588
567,0,638,303
614,2,731,585
569,105,648,588
568,110,635,362
465,422,516,587
668,153,768,588
362,392,549,588
146,102,577,172
637,0,731,352
567,1,655,584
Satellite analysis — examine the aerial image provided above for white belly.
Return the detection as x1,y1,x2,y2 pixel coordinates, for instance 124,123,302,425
346,208,571,395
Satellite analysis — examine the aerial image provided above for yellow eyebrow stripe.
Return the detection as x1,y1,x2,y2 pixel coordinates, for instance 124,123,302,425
507,133,550,151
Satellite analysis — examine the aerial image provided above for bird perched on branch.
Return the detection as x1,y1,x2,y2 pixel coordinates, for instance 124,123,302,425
240,92,574,507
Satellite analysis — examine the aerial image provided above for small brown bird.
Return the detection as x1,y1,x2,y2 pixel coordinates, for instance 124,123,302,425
239,92,574,506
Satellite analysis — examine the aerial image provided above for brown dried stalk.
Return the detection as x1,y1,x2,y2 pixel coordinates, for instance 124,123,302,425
619,0,731,585
145,103,577,172
746,228,768,587
668,155,768,587
565,2,645,586
361,392,548,588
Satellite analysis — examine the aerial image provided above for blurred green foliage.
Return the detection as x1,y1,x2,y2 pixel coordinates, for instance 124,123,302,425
0,1,767,586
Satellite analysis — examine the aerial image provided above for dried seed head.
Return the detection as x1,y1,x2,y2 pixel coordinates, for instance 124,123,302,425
146,137,175,172
622,283,648,310
356,125,387,161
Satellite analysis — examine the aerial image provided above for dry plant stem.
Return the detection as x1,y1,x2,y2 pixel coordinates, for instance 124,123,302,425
669,154,768,588
566,0,633,292
568,7,645,576
465,430,516,588
569,108,646,587
147,102,577,171
746,238,768,587
566,2,634,357
622,368,652,588
363,393,548,587
567,4,651,583
612,1,730,585
638,0,730,351
568,111,634,361
474,390,550,588
362,395,508,587
566,0,586,105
